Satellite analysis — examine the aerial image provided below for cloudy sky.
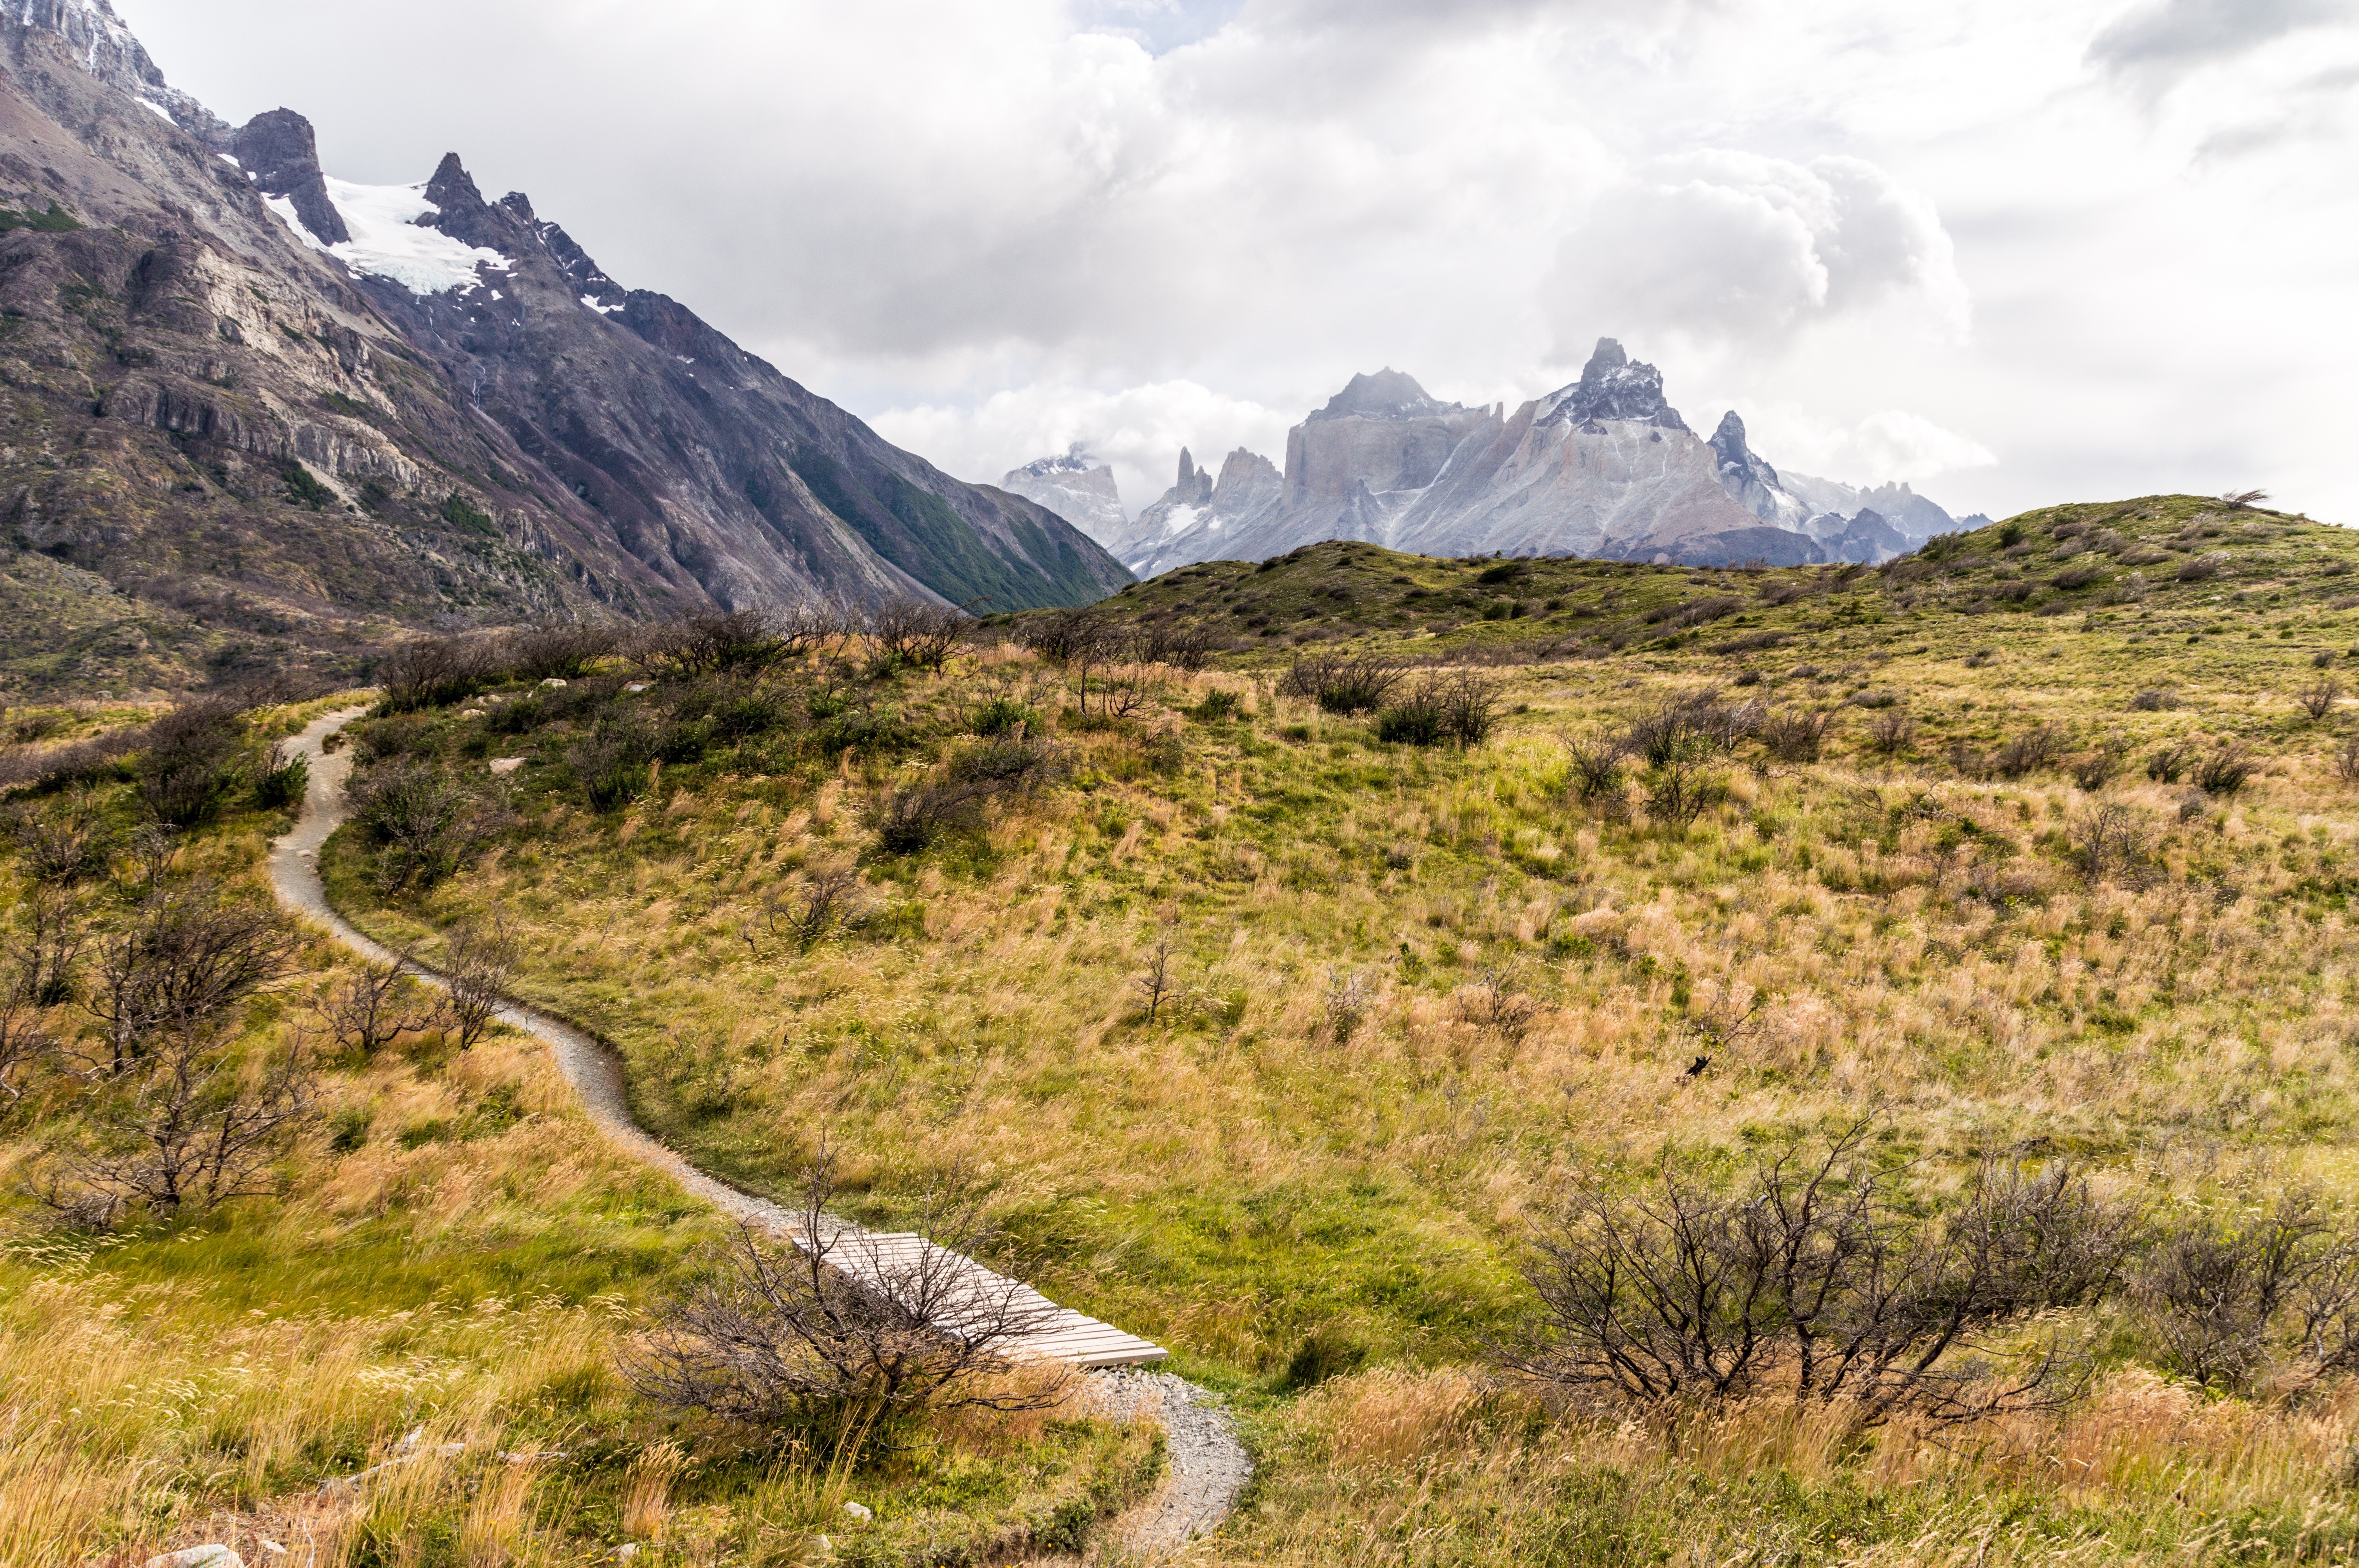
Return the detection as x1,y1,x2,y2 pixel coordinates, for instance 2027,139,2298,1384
118,0,2359,524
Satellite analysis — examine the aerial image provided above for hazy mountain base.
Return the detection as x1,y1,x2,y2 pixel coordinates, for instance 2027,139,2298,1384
296,495,2359,1561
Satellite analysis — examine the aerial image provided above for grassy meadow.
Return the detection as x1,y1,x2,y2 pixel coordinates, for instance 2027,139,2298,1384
16,492,2359,1562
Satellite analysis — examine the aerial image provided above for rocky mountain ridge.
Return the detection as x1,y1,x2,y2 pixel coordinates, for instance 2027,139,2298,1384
0,2,1125,693
1023,342,1971,578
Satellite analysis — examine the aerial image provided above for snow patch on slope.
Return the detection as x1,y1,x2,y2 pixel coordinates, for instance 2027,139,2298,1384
269,176,511,296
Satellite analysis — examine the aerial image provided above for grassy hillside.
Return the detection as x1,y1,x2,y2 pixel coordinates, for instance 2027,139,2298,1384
18,492,2359,1563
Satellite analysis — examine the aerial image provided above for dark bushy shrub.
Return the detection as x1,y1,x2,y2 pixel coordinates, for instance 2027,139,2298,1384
1279,652,1402,715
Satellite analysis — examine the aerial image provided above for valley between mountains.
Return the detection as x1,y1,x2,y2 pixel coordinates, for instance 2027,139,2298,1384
9,3,2359,1566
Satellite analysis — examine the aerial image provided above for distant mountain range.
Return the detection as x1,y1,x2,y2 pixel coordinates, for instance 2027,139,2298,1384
0,1,1125,692
1002,342,1988,578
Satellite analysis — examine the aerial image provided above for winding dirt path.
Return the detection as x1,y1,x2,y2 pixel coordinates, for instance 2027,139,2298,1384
265,707,1251,1555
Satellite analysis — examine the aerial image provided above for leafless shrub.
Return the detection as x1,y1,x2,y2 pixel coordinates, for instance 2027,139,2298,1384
377,635,505,712
1137,620,1217,671
1134,927,1181,1025
1020,608,1112,668
2128,1189,2359,1392
87,884,294,1076
440,915,518,1051
9,886,85,1010
1992,725,2065,779
1498,1125,2128,1423
629,610,800,680
2178,789,2211,823
2075,802,2158,886
1866,710,1916,757
1643,733,1726,827
872,779,993,854
865,599,969,673
1378,669,1502,747
503,622,619,681
2128,688,2177,711
2220,489,2270,511
1324,967,1374,1044
2300,677,2343,722
9,796,111,886
1459,965,1538,1043
1560,732,1629,812
623,1152,1065,1441
2073,739,2129,792
323,954,438,1057
38,1025,316,1222
0,957,56,1105
2177,554,2226,583
1280,651,1404,715
1760,708,1836,765
2335,735,2359,785
2146,741,2194,784
769,865,864,951
2194,746,2254,795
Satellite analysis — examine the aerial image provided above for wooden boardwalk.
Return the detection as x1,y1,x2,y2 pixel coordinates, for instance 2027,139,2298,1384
810,1229,1168,1369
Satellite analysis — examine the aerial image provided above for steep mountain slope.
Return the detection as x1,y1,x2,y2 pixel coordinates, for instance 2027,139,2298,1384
0,3,1125,695
1094,343,1968,577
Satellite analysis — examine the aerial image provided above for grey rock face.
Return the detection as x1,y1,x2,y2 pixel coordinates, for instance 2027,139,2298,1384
1000,445,1130,552
1710,410,1806,530
232,109,349,245
1129,446,1284,577
5,0,232,149
1541,339,1690,432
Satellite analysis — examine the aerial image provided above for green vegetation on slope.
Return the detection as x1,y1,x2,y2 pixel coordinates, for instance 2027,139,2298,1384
287,494,2359,1561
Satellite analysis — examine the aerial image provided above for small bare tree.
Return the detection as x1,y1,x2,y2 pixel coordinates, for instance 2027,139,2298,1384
86,885,295,1075
42,1026,316,1222
623,1150,1064,1442
865,599,969,674
1134,928,1181,1025
440,915,518,1051
1560,732,1629,811
2337,734,2359,785
2220,489,2270,512
0,959,55,1105
7,884,84,1010
2301,677,2344,723
1460,965,1539,1043
323,953,438,1056
120,820,182,893
769,866,863,951
1866,710,1915,758
2074,802,2158,887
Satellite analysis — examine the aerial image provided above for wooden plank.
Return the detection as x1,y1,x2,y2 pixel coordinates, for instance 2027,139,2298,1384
787,1223,1167,1367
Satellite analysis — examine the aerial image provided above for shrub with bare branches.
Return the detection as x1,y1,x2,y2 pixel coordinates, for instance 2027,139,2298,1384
2337,734,2359,785
86,884,296,1076
138,698,251,828
1760,708,1836,765
769,866,864,951
0,956,55,1105
2075,801,2158,885
1499,1126,2130,1423
1992,725,2066,779
865,599,969,673
39,1026,315,1224
1561,733,1629,810
2195,746,2254,794
1280,651,1404,715
623,1152,1065,1441
345,759,502,891
1866,710,1916,758
2130,1189,2359,1392
323,954,438,1057
2300,677,2343,722
440,915,518,1051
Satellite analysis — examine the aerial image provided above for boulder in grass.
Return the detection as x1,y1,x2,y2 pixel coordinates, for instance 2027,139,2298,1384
144,1549,244,1568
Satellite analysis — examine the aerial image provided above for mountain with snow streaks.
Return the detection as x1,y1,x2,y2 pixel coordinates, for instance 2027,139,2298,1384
1079,342,1965,577
0,2,1124,691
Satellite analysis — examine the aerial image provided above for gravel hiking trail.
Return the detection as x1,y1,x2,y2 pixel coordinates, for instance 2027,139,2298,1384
266,707,1251,1555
